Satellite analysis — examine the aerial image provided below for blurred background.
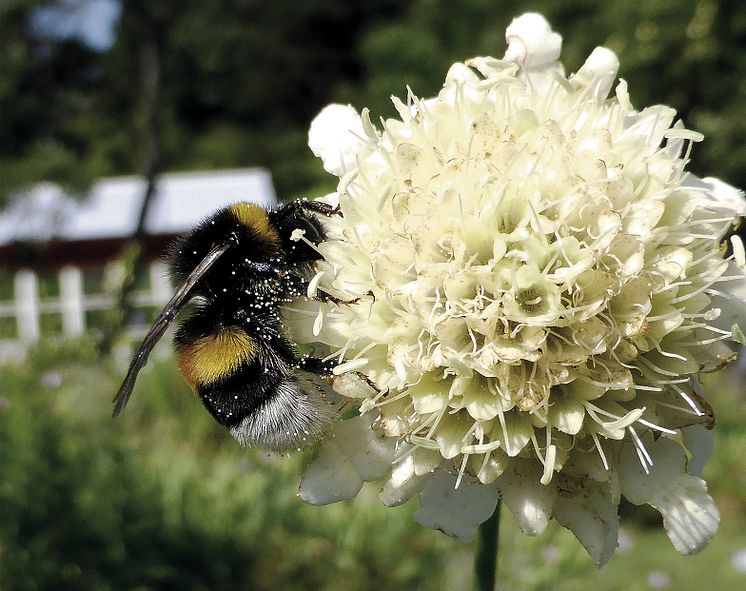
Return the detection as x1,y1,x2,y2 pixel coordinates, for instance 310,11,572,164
1,1,745,589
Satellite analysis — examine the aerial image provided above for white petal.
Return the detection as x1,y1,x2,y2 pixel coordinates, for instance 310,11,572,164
444,62,480,86
619,437,720,555
503,13,562,69
331,371,377,399
496,460,556,536
700,175,746,216
550,395,585,435
571,46,619,99
710,261,746,340
308,103,365,176
624,105,676,149
380,472,429,507
413,447,443,476
682,425,714,476
413,470,500,543
615,78,632,111
499,412,534,457
299,413,396,505
553,480,619,566
389,449,416,487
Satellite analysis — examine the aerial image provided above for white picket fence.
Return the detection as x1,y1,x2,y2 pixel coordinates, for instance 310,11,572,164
0,262,171,364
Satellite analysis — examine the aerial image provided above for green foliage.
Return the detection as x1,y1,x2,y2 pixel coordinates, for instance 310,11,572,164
0,358,232,590
0,1,104,201
0,352,456,590
0,0,411,203
699,372,746,516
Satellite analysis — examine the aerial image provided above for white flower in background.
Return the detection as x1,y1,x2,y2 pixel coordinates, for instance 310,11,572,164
293,12,746,565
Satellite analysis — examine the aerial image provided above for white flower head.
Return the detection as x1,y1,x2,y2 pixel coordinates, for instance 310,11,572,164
295,13,745,565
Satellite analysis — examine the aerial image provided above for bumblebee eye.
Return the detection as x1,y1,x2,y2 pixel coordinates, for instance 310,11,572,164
296,218,323,245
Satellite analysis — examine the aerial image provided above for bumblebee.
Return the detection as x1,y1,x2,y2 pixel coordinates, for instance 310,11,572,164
113,199,342,451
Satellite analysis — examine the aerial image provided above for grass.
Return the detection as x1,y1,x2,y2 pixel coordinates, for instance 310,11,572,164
1,339,744,590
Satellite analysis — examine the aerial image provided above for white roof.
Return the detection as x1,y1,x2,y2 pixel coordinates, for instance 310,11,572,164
0,168,277,246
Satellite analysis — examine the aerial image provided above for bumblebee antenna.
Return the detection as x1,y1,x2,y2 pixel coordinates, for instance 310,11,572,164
112,241,232,416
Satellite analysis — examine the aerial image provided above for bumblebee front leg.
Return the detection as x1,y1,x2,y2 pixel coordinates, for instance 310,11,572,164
279,198,342,218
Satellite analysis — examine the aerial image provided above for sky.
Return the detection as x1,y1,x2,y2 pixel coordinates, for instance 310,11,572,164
29,0,121,52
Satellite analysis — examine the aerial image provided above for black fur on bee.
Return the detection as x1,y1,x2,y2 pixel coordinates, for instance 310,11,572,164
112,199,343,451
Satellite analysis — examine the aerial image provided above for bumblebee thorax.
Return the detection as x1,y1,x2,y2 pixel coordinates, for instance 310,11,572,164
229,203,281,246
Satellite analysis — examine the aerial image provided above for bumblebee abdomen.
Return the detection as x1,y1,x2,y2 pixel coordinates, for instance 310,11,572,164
177,327,257,391
229,374,334,451
194,360,334,450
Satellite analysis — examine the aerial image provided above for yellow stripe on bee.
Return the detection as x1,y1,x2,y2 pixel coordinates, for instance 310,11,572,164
229,203,280,244
178,327,256,388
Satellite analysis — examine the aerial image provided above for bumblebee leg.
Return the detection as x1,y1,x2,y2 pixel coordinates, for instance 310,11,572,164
230,259,353,300
252,323,337,376
297,355,337,376
282,272,363,306
250,323,331,374
235,260,362,305
261,325,339,375
278,199,341,218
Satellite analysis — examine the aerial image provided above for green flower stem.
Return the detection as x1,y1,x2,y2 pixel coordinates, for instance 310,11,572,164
473,500,501,591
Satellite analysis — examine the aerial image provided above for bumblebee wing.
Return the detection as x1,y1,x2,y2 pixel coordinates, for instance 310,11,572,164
112,241,231,416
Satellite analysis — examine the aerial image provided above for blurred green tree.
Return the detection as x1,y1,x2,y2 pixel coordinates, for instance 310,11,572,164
0,0,409,204
0,0,106,202
2,1,744,201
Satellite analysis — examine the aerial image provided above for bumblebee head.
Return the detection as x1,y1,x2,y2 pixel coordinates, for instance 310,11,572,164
269,201,327,265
